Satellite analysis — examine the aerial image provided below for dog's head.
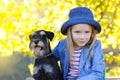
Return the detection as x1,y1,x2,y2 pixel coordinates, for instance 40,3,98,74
29,30,54,57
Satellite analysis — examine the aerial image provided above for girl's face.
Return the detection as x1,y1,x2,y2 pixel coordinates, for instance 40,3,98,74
71,24,92,49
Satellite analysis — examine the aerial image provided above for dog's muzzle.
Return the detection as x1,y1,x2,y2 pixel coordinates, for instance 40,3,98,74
29,39,45,56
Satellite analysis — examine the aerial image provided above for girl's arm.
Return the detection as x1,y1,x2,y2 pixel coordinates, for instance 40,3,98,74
77,40,105,80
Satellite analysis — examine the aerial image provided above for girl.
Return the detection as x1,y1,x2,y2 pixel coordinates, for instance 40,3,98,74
52,7,105,80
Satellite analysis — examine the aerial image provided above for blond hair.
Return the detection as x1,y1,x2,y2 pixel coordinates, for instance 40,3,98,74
66,26,97,65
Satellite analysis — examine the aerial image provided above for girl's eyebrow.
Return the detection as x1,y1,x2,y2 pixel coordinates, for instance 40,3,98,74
85,31,92,33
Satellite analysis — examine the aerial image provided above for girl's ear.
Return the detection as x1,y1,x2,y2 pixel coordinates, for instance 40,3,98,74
46,31,54,41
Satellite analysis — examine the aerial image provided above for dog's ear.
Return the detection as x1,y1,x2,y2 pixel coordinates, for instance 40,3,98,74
29,34,33,40
29,34,31,39
46,31,54,41
29,32,36,40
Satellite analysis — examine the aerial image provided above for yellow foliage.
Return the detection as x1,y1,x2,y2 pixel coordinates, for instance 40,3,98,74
0,0,120,77
113,54,120,65
104,52,114,64
106,66,120,76
28,63,34,75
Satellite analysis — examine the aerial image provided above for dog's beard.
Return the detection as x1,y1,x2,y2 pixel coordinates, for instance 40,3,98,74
34,46,41,54
29,41,47,57
29,41,50,57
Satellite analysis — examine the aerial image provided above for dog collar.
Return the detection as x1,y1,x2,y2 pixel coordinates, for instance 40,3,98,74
36,53,53,59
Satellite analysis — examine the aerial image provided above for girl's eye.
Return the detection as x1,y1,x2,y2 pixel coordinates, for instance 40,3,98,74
75,31,80,33
85,31,91,33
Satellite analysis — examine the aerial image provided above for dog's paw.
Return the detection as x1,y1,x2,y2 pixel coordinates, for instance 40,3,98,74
25,77,35,80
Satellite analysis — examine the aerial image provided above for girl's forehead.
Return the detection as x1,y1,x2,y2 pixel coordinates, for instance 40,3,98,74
71,24,92,30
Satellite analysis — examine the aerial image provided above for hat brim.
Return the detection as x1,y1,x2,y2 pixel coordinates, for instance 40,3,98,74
61,18,101,35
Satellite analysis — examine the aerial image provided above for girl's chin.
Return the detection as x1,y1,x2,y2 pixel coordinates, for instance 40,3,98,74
74,42,87,48
76,44,86,48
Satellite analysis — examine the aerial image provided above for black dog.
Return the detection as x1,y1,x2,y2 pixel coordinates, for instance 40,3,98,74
29,30,62,80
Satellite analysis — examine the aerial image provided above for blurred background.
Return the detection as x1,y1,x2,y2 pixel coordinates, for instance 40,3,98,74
0,0,120,80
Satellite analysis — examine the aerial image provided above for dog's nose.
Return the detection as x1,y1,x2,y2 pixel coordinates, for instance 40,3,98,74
34,40,39,44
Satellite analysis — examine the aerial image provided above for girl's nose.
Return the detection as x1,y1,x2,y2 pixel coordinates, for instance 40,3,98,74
79,33,85,38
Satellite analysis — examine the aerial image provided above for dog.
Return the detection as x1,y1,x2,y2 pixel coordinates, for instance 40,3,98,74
29,30,62,80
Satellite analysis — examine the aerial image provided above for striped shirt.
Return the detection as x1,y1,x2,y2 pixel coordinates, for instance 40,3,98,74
67,49,82,79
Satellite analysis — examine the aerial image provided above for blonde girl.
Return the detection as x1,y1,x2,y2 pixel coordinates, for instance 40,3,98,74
52,7,105,80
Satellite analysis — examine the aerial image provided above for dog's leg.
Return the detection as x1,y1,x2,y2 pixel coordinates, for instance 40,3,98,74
45,73,60,80
33,72,47,80
33,74,40,80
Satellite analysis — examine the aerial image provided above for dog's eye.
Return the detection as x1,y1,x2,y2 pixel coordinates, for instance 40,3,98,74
42,35,47,40
42,35,46,38
31,35,36,38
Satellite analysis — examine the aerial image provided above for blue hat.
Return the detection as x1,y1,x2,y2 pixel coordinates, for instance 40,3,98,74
61,7,101,35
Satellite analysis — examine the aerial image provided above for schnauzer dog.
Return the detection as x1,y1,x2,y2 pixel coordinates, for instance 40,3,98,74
29,30,62,80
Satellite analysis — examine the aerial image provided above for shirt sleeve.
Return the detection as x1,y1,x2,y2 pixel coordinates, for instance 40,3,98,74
52,41,60,60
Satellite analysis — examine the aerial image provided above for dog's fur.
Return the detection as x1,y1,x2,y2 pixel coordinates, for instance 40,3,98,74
29,30,62,80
